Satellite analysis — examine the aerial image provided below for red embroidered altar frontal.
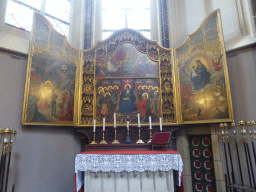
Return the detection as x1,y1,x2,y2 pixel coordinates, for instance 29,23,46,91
80,149,180,155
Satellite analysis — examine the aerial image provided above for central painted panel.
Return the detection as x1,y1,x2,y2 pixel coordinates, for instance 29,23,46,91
95,43,161,124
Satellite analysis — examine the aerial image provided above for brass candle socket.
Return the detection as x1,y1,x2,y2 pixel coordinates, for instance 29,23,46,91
100,130,107,144
219,123,225,142
224,123,230,142
231,121,237,141
246,121,253,140
239,120,247,143
112,127,120,144
252,120,256,139
136,127,144,144
90,131,97,144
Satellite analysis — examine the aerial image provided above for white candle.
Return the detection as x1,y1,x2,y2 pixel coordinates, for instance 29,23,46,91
127,122,129,132
93,119,96,132
114,113,116,127
138,113,140,127
149,116,152,129
221,131,225,135
159,117,162,131
233,129,236,134
103,118,105,131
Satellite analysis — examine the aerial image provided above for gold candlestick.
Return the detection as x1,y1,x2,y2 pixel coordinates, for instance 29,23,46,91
252,120,256,139
112,127,120,144
219,123,225,142
100,130,107,144
90,131,97,144
136,126,144,144
247,121,253,140
148,128,152,143
239,120,247,143
231,121,237,141
224,123,229,142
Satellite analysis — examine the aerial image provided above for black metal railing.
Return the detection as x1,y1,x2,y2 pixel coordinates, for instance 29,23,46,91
219,121,256,192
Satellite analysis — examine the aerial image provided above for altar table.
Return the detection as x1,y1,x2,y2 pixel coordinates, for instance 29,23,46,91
75,149,183,192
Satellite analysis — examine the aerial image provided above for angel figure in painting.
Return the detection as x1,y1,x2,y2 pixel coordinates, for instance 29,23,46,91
211,55,222,71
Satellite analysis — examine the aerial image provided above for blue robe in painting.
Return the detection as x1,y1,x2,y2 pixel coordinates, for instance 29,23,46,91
117,88,137,113
191,62,211,91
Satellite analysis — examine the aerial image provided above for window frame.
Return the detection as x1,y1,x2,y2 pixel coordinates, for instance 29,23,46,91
92,0,161,46
101,0,151,40
5,0,70,35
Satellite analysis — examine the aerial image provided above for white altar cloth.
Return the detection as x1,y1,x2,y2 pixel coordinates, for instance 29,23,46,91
75,150,183,192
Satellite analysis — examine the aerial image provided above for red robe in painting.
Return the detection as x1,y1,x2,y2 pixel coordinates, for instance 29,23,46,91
31,70,41,83
180,82,192,102
136,99,148,117
211,55,222,71
59,94,73,121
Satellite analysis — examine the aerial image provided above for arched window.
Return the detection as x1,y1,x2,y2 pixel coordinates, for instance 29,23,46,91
252,0,256,26
101,0,150,40
91,0,161,46
5,0,70,36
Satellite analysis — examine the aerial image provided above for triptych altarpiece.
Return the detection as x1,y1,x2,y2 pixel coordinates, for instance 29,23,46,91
22,10,234,127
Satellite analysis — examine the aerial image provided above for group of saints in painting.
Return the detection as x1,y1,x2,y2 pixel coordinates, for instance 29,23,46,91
96,81,160,124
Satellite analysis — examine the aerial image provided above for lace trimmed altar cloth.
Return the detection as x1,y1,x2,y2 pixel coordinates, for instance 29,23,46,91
75,149,183,192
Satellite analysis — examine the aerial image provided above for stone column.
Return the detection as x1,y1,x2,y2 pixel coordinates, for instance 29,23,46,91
176,130,192,192
211,126,226,192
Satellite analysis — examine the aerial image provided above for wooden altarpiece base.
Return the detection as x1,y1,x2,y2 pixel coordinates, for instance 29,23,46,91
77,126,179,151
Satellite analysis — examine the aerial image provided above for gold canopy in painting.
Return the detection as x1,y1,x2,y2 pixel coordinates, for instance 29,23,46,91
21,9,233,127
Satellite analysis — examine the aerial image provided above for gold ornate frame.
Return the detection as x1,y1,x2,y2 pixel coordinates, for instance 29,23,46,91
22,12,80,126
174,9,234,124
78,29,177,127
22,10,233,127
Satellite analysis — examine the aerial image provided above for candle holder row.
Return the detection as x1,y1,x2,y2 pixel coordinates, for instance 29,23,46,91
90,126,156,145
219,120,256,137
90,115,163,145
219,120,256,191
